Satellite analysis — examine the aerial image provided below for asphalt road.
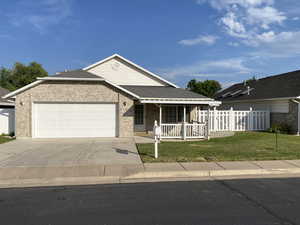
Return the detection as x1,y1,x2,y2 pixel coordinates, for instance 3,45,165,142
1,177,300,225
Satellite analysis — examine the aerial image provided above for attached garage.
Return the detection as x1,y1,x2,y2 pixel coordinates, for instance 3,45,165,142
32,103,117,138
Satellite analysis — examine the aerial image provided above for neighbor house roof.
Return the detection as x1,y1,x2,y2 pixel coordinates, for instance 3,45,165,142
121,85,209,99
0,87,14,106
215,70,300,102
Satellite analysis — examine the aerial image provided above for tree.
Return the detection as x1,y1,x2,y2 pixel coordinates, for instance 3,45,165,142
0,62,48,91
187,79,222,98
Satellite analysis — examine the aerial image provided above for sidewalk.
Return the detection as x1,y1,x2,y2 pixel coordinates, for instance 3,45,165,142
1,160,300,188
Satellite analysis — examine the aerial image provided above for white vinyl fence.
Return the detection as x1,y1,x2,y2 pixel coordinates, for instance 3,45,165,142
199,109,270,132
160,123,206,139
0,108,15,135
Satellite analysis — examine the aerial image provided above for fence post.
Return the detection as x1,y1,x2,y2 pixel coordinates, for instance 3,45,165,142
266,111,270,129
206,107,210,140
230,107,234,131
183,106,186,140
249,107,253,130
213,107,217,131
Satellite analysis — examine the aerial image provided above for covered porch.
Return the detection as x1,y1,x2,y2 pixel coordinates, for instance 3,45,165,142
134,99,221,140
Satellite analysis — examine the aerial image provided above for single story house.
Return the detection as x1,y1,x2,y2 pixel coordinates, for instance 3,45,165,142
0,87,15,134
214,70,300,134
4,54,220,139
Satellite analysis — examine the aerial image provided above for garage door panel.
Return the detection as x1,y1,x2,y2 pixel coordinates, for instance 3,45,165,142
34,103,117,138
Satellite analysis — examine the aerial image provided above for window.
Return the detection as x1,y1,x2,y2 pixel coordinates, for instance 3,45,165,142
134,105,144,125
162,106,190,123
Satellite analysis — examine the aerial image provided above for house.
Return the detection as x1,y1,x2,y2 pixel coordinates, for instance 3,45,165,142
214,70,300,134
0,87,15,134
4,54,220,139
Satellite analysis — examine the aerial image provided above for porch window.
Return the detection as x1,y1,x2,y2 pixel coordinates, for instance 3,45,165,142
162,106,190,123
134,105,144,125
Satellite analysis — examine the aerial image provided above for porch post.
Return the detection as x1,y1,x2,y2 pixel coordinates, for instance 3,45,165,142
207,106,210,140
159,104,162,126
183,105,186,140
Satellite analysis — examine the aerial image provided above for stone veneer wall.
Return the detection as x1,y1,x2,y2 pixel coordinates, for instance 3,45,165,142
270,100,298,133
15,81,134,138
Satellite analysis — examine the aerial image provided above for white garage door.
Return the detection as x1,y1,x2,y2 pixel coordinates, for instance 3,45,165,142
33,103,117,138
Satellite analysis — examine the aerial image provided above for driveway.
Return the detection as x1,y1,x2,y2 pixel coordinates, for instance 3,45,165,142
0,138,142,168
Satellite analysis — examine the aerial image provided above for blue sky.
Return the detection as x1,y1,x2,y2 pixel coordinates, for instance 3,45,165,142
1,0,300,88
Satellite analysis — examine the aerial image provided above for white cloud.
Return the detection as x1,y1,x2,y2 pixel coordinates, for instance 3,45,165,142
197,0,274,10
248,31,300,57
220,12,247,37
247,6,286,29
179,35,219,46
197,0,292,56
8,0,73,33
158,58,252,79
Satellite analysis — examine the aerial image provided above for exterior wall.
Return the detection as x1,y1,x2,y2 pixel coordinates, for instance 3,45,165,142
88,57,166,86
270,101,298,133
15,81,134,138
219,100,289,113
219,100,298,133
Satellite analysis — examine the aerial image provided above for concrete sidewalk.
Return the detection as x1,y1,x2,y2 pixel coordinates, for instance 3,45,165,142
1,160,300,188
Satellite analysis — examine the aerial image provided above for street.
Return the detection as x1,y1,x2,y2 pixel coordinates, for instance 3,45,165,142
1,177,300,225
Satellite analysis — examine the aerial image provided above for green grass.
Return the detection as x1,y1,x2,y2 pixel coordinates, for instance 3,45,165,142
0,136,13,144
137,132,300,163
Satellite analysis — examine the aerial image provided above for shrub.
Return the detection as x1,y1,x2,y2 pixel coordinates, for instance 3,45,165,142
268,123,292,134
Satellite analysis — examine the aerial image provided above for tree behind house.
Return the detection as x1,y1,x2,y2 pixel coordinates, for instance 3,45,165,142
187,79,221,98
0,62,48,91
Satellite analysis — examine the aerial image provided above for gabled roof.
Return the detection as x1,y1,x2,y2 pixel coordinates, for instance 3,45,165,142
215,70,300,102
83,54,178,88
121,85,209,99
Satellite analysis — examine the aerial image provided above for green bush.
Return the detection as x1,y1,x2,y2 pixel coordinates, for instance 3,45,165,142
268,123,292,134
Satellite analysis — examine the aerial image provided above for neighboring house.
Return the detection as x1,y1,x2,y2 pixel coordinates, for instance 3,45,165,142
214,70,300,134
0,87,15,134
4,54,220,139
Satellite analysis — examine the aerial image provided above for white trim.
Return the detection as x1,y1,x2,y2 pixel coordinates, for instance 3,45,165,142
83,54,178,88
140,99,221,106
0,102,15,106
223,96,300,103
141,97,214,101
37,77,105,81
3,80,44,99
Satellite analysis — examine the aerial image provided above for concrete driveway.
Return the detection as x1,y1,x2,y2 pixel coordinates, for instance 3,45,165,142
0,138,142,168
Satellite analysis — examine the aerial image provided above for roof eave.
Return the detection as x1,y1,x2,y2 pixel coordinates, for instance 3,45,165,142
37,77,105,81
220,96,300,103
140,98,221,106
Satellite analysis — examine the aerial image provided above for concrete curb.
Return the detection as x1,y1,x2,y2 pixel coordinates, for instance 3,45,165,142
2,168,300,188
0,176,121,188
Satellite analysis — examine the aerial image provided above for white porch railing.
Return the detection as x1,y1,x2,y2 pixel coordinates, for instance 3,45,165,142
160,123,206,139
198,108,270,131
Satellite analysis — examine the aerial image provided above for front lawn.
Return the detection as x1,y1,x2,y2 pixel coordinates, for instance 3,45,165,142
137,132,300,162
0,136,13,144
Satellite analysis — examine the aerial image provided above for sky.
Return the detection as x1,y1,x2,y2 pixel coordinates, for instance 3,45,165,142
1,0,300,88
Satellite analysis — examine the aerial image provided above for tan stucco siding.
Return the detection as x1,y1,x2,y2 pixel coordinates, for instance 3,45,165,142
88,58,166,86
15,81,134,138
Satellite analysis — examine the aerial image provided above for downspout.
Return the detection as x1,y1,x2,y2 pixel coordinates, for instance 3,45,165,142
292,99,300,136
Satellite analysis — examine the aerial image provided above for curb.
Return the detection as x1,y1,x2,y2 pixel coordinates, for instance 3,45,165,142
1,168,300,188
